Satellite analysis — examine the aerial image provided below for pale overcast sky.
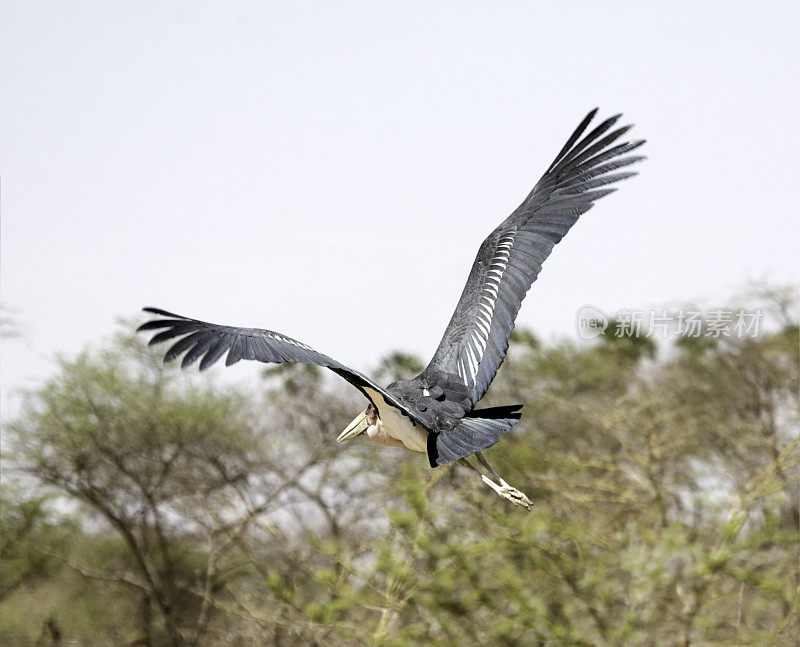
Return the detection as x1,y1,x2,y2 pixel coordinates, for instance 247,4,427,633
2,1,798,412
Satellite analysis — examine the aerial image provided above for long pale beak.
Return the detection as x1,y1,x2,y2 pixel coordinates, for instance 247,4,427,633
337,411,369,443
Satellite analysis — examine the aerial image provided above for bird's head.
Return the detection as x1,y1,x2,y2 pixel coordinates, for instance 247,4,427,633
337,403,379,442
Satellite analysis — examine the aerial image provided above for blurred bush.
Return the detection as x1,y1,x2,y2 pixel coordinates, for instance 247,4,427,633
1,286,797,646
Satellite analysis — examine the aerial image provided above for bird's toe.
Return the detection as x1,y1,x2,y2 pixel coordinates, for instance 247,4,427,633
499,485,532,510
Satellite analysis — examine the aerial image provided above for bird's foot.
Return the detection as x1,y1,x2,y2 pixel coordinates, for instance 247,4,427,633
481,475,532,510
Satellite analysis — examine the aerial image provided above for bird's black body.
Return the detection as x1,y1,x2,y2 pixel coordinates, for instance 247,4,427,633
380,372,522,467
138,108,644,478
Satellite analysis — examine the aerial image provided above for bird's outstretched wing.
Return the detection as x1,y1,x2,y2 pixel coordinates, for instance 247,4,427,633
426,109,645,405
137,307,419,420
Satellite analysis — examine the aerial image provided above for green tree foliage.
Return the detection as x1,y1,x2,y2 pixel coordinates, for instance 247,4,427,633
5,330,274,645
0,488,75,602
2,287,797,646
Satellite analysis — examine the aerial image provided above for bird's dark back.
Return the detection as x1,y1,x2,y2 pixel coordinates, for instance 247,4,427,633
386,370,473,432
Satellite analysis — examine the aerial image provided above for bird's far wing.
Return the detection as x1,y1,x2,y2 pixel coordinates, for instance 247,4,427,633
137,308,419,420
426,109,645,405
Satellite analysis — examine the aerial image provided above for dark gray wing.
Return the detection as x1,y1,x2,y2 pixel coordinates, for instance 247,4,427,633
426,109,645,405
137,307,420,421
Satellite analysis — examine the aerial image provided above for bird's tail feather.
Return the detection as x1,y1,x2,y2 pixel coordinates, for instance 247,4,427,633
467,404,523,420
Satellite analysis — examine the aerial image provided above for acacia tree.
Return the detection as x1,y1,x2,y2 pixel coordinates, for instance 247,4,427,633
6,331,259,644
4,327,408,646
6,329,366,645
0,488,75,603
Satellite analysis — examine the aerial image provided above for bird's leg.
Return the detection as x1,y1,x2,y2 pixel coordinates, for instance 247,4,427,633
474,451,504,482
457,458,481,475
456,455,532,510
475,451,532,510
457,458,503,498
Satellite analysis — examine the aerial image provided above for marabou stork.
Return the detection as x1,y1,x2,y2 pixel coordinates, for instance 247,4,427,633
138,108,645,508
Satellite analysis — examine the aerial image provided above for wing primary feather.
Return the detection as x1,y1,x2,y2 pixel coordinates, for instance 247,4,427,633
569,141,645,178
142,307,185,318
147,323,198,345
546,107,598,173
226,335,244,366
181,334,214,368
559,126,633,174
565,171,638,193
199,335,230,370
164,331,205,362
554,114,622,171
138,318,187,332
561,156,644,189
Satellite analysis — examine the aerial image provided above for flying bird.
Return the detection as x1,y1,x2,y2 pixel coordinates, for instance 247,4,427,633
138,108,645,508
